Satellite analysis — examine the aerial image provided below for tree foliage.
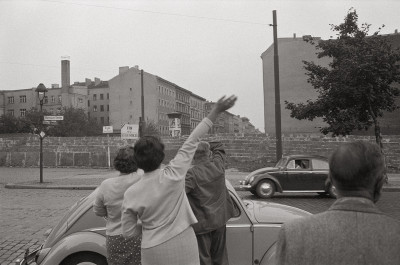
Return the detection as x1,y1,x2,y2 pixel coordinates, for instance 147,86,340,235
142,120,160,137
285,8,400,148
0,107,102,136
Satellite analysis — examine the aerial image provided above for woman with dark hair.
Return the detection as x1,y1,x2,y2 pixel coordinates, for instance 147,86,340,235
121,95,237,265
93,146,142,265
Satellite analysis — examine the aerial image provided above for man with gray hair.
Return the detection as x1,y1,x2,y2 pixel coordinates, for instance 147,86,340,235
275,141,400,264
185,141,235,265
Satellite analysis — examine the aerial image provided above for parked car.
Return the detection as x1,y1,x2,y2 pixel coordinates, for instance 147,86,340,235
239,155,337,199
16,180,311,265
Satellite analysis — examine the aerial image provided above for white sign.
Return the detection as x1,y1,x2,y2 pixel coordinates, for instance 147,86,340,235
44,116,64,121
103,126,113,134
121,124,139,139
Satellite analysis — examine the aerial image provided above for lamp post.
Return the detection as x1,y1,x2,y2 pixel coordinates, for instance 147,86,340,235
35,83,48,183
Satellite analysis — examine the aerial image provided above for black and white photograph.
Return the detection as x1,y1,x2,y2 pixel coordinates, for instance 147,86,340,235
1,0,400,264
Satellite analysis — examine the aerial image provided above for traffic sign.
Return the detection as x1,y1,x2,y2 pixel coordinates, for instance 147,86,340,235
44,116,64,121
121,124,139,139
103,126,113,134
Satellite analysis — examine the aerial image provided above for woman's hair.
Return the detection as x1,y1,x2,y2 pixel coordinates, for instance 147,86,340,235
133,136,165,172
113,146,137,174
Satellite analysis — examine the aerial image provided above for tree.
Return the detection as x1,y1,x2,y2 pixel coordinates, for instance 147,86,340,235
48,107,102,136
142,120,160,137
0,114,21,133
285,8,400,149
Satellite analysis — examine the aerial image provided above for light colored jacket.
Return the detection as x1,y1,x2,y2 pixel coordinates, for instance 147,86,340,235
276,196,400,265
121,117,213,248
93,172,141,236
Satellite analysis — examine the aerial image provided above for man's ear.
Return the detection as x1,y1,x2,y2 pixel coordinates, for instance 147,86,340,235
373,174,385,203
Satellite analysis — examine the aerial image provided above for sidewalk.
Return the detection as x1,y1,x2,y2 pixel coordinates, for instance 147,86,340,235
4,168,400,192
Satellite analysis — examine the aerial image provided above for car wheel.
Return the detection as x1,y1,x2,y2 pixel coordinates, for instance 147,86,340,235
256,179,275,198
60,252,107,265
328,184,337,198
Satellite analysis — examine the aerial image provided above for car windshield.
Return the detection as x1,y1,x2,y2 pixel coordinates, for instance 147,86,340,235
275,157,288,168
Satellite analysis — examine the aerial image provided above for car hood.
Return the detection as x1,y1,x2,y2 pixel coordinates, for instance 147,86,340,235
245,167,279,181
245,200,311,223
43,188,99,248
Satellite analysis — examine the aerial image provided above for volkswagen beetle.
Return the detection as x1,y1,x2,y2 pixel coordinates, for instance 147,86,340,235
16,180,311,265
239,155,337,199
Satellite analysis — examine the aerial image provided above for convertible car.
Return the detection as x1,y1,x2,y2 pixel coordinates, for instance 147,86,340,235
239,155,337,198
16,181,311,265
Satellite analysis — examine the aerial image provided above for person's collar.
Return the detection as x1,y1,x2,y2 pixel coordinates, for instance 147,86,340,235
329,196,382,214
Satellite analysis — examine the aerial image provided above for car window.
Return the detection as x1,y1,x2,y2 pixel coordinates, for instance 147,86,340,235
287,159,310,169
312,159,329,170
287,160,295,169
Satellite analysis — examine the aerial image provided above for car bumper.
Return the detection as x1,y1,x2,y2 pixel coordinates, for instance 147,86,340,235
239,184,252,191
14,247,40,265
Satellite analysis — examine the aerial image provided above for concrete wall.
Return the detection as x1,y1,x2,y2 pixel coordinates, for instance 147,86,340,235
1,134,399,173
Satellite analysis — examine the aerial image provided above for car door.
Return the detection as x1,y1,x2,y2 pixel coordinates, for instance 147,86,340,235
280,158,312,191
309,158,329,190
226,191,254,265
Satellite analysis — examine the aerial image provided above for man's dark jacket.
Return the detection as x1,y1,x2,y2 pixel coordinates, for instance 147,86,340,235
185,141,235,234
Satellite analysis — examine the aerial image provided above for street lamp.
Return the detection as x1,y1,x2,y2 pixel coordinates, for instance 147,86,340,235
35,83,48,183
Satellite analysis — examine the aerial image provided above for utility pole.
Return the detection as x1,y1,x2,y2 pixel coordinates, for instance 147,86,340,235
270,10,283,161
139,69,145,137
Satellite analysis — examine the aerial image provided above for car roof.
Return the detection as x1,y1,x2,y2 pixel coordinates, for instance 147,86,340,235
284,154,328,160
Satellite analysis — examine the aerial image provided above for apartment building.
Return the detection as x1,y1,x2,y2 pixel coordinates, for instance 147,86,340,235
261,32,400,135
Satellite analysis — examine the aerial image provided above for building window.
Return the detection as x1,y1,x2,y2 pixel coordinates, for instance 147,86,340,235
93,105,97,112
100,105,104,112
8,96,14,104
20,95,26,103
20,109,26,117
58,95,62,103
100,117,104,124
130,87,132,91
100,94,104,100
88,100,90,107
51,96,56,103
44,96,48,104
107,105,109,111
78,98,83,103
107,93,109,99
7,109,14,116
93,94,97,101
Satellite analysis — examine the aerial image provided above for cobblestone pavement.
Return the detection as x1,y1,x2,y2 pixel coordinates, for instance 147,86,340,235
1,168,399,265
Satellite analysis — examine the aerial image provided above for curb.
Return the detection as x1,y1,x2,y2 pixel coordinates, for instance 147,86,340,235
4,183,97,190
5,183,400,192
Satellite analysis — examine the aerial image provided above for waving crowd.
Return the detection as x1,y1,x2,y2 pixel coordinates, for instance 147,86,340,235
93,94,400,265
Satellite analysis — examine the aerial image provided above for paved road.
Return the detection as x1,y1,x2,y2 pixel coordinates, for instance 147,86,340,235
1,168,399,265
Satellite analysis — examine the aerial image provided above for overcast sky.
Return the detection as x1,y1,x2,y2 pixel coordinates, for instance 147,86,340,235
1,0,399,131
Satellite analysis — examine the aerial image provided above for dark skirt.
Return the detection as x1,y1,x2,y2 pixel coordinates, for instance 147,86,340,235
106,234,142,265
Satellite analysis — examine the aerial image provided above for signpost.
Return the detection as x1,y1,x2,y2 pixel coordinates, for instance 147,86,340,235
103,126,114,168
121,124,139,140
44,116,64,121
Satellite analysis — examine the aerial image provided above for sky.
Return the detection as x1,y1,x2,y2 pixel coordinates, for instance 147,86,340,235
1,0,400,132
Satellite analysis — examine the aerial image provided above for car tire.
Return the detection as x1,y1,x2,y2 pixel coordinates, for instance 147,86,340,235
328,184,337,198
60,252,107,265
256,179,275,199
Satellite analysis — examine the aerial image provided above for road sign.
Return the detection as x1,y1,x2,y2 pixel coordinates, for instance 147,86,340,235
44,116,64,121
43,121,57,125
121,124,139,140
103,126,113,134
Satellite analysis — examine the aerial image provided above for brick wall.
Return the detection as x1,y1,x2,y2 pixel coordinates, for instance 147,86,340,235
1,133,399,172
